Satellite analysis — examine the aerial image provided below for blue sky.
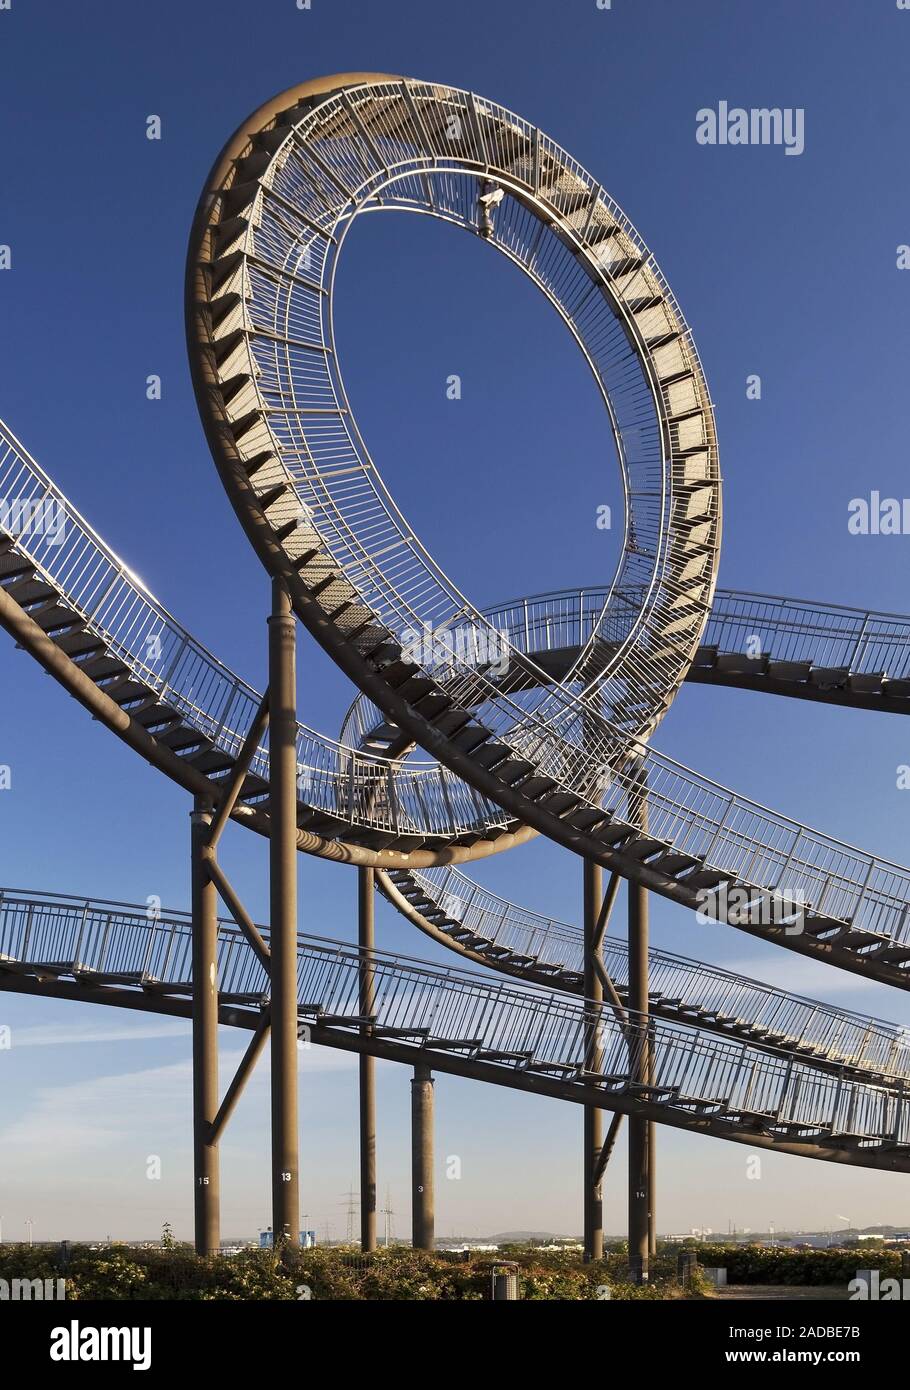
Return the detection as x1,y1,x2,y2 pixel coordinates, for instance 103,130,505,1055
1,0,910,1242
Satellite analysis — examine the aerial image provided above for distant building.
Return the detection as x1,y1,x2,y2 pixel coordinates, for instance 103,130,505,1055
259,1229,316,1249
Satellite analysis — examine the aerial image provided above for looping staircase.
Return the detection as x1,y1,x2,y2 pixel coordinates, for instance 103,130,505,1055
1,74,909,1182
188,74,722,879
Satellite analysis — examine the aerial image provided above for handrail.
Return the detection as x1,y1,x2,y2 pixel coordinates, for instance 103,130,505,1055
7,411,910,958
0,886,907,1154
0,420,509,841
392,864,910,1081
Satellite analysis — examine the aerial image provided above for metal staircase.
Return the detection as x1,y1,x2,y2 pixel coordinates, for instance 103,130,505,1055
1,887,907,1171
378,865,910,1085
188,75,722,866
184,76,910,987
344,584,910,749
5,420,910,985
0,420,516,860
1,73,910,1190
341,586,910,988
474,585,910,714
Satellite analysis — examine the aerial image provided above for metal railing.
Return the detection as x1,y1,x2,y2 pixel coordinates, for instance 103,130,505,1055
218,76,720,801
0,420,509,842
4,413,909,953
396,864,910,1081
705,591,910,680
464,585,910,680
0,887,905,1149
341,583,910,741
339,577,910,955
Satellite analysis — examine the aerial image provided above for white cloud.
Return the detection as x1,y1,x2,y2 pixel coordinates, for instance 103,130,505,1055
0,1056,194,1155
0,1036,359,1158
10,1020,191,1048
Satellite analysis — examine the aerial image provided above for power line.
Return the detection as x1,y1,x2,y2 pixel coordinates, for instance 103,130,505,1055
382,1186,395,1247
342,1186,359,1245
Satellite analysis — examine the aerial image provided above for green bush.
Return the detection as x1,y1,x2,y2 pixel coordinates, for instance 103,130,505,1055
682,1242,902,1287
0,1242,708,1301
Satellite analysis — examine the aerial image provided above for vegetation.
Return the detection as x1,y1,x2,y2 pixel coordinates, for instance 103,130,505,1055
5,1234,885,1298
686,1241,904,1286
0,1241,711,1301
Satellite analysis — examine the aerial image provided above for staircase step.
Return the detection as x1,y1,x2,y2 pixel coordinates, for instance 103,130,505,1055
652,851,699,876
450,724,493,755
766,659,811,681
54,631,106,659
847,672,886,694
621,836,667,863
476,1048,533,1064
428,708,472,738
680,866,738,890
593,820,638,846
716,653,766,675
471,741,512,771
809,666,849,689
493,758,535,786
519,775,558,801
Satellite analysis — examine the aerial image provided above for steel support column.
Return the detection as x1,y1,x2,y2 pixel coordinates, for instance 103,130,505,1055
268,577,300,1247
359,866,377,1252
649,1120,657,1258
583,856,604,1262
191,797,220,1256
411,1063,435,1251
628,764,651,1283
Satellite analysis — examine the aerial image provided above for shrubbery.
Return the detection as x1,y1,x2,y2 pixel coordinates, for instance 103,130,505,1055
687,1242,903,1287
0,1243,709,1301
18,1236,886,1298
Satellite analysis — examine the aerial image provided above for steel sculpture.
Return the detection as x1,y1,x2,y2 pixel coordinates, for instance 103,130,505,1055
0,76,906,1275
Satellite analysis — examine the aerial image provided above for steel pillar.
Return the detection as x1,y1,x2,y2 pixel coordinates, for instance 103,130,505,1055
583,856,604,1262
268,578,300,1247
649,1120,657,1258
358,866,377,1252
628,766,651,1283
191,797,220,1256
411,1063,435,1250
